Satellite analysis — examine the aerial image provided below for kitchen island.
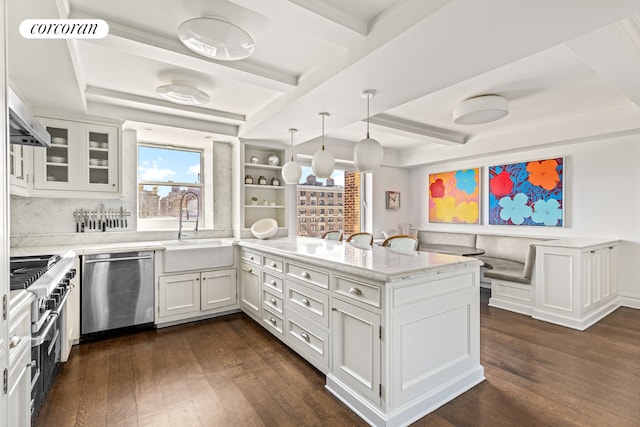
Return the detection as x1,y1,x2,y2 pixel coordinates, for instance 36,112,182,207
238,237,484,427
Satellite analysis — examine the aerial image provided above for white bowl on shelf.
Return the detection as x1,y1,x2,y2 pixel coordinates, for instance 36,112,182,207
89,141,99,148
51,137,66,145
89,159,99,165
250,218,278,239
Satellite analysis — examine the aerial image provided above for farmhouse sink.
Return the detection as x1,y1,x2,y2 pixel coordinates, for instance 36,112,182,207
162,239,234,273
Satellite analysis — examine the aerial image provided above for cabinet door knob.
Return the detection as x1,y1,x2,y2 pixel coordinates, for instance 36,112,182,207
270,280,277,286
349,287,363,296
196,277,200,281
271,262,277,268
300,332,310,342
270,298,277,305
9,335,20,349
245,267,253,273
249,255,254,260
301,298,310,306
202,277,206,281
301,271,310,279
270,317,277,324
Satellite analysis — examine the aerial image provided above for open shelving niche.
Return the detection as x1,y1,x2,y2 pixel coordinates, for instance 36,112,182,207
242,143,288,235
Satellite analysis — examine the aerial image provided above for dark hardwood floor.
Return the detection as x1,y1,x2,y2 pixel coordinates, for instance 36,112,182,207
36,290,640,426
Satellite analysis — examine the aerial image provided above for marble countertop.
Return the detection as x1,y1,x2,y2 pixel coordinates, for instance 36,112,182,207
240,237,482,282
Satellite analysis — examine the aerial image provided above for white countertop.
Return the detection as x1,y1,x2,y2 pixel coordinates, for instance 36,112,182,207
240,237,481,282
535,237,620,249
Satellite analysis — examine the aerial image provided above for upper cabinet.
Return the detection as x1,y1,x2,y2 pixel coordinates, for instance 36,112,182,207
9,143,32,196
32,117,120,197
242,143,287,230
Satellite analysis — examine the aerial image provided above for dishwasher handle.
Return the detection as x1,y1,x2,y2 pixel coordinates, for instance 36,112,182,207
84,255,153,264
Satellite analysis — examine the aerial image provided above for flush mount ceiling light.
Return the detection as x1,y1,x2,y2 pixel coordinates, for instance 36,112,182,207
282,128,302,185
156,83,210,105
178,17,255,61
312,112,335,179
453,94,509,125
354,90,384,173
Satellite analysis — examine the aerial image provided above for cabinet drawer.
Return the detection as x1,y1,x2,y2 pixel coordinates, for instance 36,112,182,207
263,256,284,273
263,271,284,294
286,280,329,328
263,289,284,315
286,262,329,289
286,311,329,371
262,307,284,336
334,275,382,308
241,249,261,266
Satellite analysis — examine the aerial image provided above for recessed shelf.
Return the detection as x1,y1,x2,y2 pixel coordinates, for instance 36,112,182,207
245,184,285,189
244,163,282,171
245,205,285,208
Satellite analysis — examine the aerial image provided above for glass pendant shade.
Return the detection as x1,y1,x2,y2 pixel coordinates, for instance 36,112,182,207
354,137,384,172
282,128,302,185
156,83,210,105
355,90,384,172
312,112,334,179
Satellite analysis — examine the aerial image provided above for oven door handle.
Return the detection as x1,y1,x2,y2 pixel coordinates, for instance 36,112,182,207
30,367,40,393
47,329,60,356
31,313,58,347
83,255,152,264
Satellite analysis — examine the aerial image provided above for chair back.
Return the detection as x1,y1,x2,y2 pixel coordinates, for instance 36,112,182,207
381,235,419,252
321,230,343,241
346,232,374,246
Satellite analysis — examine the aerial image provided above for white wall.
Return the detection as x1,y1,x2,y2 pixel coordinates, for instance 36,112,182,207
370,166,412,238
409,133,640,299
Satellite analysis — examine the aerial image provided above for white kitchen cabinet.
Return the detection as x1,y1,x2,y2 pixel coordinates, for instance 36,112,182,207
9,143,32,196
8,291,34,427
533,239,619,330
61,256,80,362
239,261,262,321
242,143,287,232
158,268,237,324
331,291,381,406
32,117,120,196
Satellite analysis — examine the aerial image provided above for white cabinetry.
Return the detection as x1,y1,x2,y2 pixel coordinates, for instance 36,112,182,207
242,143,287,232
8,291,35,427
32,117,120,196
61,256,80,362
239,249,262,321
9,144,32,196
157,268,237,324
261,254,285,337
533,239,619,330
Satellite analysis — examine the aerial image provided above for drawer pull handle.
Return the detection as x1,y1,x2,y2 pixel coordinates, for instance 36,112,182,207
249,255,254,260
196,277,200,281
300,332,310,342
245,267,253,273
270,298,277,305
270,317,277,324
301,271,310,279
270,280,277,286
271,262,278,268
349,287,363,296
9,335,21,349
202,277,206,281
301,298,310,306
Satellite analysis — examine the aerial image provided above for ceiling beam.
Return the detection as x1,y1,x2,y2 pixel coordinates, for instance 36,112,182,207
228,0,367,46
367,113,466,146
69,11,297,92
85,86,246,124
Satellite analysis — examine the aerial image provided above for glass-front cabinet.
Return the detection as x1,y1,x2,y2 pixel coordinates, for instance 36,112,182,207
33,117,119,195
9,143,32,196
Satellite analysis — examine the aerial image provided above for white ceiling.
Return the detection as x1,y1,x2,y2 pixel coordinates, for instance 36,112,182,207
7,0,640,167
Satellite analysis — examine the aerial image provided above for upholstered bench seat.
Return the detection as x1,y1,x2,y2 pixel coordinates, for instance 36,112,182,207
478,256,529,284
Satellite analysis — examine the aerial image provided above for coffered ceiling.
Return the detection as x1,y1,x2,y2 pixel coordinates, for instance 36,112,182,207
7,0,640,167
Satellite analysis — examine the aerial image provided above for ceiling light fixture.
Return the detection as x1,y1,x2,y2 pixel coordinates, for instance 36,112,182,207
354,90,384,173
156,83,210,105
453,94,509,125
282,128,302,185
312,112,335,179
178,17,255,61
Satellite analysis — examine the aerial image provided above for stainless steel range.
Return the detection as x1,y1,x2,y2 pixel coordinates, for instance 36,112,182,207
9,251,76,416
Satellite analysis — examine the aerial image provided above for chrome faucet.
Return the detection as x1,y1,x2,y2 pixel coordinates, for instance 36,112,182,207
178,191,199,240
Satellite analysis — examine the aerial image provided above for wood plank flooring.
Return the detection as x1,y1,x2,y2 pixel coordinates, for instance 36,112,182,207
36,290,640,426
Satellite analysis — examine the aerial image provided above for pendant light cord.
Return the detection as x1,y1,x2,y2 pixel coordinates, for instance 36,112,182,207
321,114,325,150
289,129,295,161
366,93,371,139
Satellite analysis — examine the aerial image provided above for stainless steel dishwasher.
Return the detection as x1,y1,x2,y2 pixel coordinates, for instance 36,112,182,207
81,251,154,337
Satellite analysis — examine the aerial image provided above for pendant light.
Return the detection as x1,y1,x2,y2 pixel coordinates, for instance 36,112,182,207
312,112,335,179
354,89,384,172
282,128,302,185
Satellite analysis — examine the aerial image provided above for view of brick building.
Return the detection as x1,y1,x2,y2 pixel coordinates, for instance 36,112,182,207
138,185,201,219
296,171,361,238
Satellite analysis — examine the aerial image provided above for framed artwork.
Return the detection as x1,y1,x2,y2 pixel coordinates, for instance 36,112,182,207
385,191,400,209
488,157,564,227
429,168,480,224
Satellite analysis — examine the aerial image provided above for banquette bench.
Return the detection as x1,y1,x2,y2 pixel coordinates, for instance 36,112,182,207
417,230,549,315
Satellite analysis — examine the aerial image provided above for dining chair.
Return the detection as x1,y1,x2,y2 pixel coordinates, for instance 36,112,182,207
321,230,343,241
381,235,419,252
346,232,374,246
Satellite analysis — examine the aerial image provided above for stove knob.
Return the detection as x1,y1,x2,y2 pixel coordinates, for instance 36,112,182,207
60,279,70,288
46,298,56,310
66,269,77,279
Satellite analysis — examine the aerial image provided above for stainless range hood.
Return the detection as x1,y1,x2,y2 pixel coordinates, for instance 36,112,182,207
8,87,51,147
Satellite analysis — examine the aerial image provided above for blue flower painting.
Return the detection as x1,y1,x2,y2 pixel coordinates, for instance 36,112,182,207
488,158,563,227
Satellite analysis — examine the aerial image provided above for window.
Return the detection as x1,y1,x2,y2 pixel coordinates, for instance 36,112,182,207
138,145,203,228
296,166,362,238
